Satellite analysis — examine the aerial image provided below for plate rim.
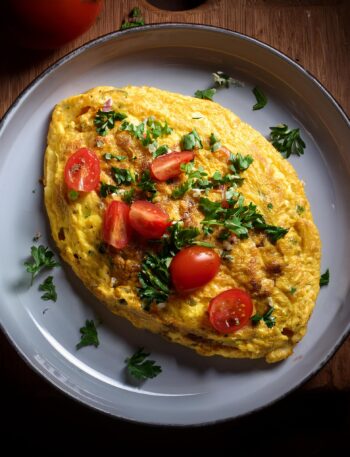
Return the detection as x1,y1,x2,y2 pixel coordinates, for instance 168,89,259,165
1,23,349,427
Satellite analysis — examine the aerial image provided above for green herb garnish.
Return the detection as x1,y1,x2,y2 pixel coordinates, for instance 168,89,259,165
122,188,135,204
267,203,273,210
194,88,216,101
171,162,208,199
153,144,170,159
121,118,172,148
76,319,100,350
121,7,145,30
209,133,221,152
229,152,254,174
125,348,162,380
252,87,268,110
181,129,203,150
251,306,276,328
212,71,245,88
137,170,157,201
290,287,297,295
269,123,306,158
94,110,127,136
100,182,119,197
296,205,305,215
24,245,60,285
111,167,134,186
68,190,79,201
320,269,330,287
138,253,171,310
38,276,57,302
103,153,127,161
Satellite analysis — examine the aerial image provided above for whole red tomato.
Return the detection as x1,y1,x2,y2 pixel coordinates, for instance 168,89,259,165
7,0,103,49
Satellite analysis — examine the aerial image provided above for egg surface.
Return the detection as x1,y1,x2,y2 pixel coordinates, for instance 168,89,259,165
44,86,321,363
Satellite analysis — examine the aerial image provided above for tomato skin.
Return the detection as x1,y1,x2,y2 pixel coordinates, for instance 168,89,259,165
208,289,253,333
170,246,220,293
150,151,195,181
64,148,100,192
8,0,103,49
129,201,171,239
103,201,131,249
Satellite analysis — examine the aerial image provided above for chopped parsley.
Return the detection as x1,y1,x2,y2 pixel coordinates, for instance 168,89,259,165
122,188,135,204
229,152,254,174
137,170,157,200
138,253,171,310
121,7,145,30
125,348,162,380
252,87,268,110
111,167,135,186
296,205,305,215
209,133,221,152
103,153,127,161
24,245,60,285
290,287,297,295
194,88,216,101
76,319,100,350
100,182,119,197
153,144,170,159
267,203,273,210
181,129,203,150
68,190,79,201
269,123,306,158
320,269,330,287
199,194,288,242
94,110,127,136
38,276,57,302
171,162,208,199
212,71,244,88
162,222,213,256
121,118,172,148
251,306,276,328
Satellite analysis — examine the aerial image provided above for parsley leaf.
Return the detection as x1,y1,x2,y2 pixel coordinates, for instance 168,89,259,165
252,87,268,110
320,269,330,287
171,162,208,199
267,203,273,210
194,88,216,101
251,306,276,328
290,287,297,295
103,153,127,161
138,253,171,310
125,348,162,380
210,133,221,152
162,222,213,256
212,71,245,88
100,182,119,197
76,319,100,350
269,124,306,158
38,276,57,302
121,118,172,148
94,110,127,136
147,117,172,138
24,245,60,285
137,170,157,200
122,188,135,204
181,129,203,150
153,144,170,158
121,7,145,30
111,167,135,186
296,204,305,215
229,152,254,174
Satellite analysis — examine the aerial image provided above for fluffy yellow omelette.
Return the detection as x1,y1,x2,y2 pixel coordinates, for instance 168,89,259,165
44,86,321,363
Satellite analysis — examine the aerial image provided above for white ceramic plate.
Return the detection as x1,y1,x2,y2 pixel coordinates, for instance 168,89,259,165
1,25,349,426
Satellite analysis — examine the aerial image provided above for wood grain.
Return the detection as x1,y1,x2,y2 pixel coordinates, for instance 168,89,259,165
0,0,349,395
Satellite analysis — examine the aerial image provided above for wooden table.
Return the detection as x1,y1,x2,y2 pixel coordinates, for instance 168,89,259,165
1,0,349,449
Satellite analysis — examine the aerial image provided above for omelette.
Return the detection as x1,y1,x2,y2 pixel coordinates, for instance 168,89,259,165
44,86,321,363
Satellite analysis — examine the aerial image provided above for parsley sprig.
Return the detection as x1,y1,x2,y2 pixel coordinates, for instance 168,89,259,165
137,170,157,201
194,88,216,101
111,167,135,186
210,133,221,152
252,87,268,110
103,153,127,161
212,71,245,88
121,117,172,150
24,245,60,285
251,306,276,328
269,123,306,158
320,269,330,287
76,319,100,350
94,110,127,136
125,348,162,380
121,7,145,30
39,276,57,302
181,129,203,150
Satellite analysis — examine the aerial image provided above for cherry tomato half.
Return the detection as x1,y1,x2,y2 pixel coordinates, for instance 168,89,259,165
8,0,103,49
103,200,131,249
208,289,253,333
129,200,171,239
64,148,100,192
170,246,220,293
150,151,194,181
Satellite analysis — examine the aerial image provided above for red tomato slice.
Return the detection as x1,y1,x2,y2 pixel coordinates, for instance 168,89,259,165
64,148,100,192
129,201,171,239
103,201,131,249
170,246,220,293
209,289,253,333
150,151,194,181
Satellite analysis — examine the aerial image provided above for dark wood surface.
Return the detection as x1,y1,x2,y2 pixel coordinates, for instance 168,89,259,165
1,0,349,450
